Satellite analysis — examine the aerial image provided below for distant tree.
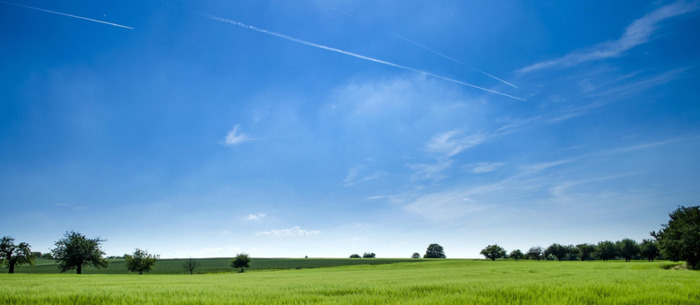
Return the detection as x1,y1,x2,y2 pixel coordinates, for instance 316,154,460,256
545,243,569,261
616,239,639,262
0,236,35,273
363,252,376,258
182,258,200,274
639,239,660,262
411,253,421,259
231,253,251,273
576,243,596,261
125,248,159,275
480,244,506,261
564,245,579,261
527,246,543,261
596,241,618,261
424,244,446,258
349,254,361,258
652,205,700,269
509,249,524,261
51,231,108,274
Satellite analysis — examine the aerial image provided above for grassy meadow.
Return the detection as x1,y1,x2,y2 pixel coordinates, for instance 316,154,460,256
2,259,699,304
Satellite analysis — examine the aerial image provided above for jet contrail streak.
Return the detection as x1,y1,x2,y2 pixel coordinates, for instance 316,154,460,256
393,34,518,89
202,13,525,101
0,0,133,30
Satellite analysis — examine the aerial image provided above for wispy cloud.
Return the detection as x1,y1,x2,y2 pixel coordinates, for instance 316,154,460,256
246,213,266,221
223,125,253,146
407,159,452,181
54,203,88,211
470,162,506,174
426,130,486,157
393,34,518,88
0,0,133,29
200,13,526,101
256,226,321,237
518,1,698,73
343,166,384,187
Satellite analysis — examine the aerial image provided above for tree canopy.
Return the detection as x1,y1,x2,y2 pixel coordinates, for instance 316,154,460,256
51,231,108,274
639,239,660,262
231,253,251,273
424,244,446,258
576,243,596,261
545,243,569,261
0,236,34,273
652,205,700,269
616,238,639,262
596,241,618,261
509,249,524,261
125,248,159,275
527,246,543,261
480,244,506,261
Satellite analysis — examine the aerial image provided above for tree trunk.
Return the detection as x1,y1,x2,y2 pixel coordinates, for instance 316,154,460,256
77,265,82,274
139,271,143,275
8,262,14,274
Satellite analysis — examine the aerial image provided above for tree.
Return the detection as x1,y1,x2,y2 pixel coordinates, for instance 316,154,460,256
182,258,200,274
480,244,506,261
509,249,524,261
51,231,108,274
411,253,421,259
576,243,596,261
424,243,446,258
639,239,660,262
125,248,159,275
0,236,35,273
596,241,618,261
652,205,700,269
527,246,543,261
616,238,639,262
231,253,251,273
349,254,361,258
363,252,376,258
545,243,569,261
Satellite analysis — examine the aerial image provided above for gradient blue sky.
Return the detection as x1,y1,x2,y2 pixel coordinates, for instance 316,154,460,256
1,0,699,258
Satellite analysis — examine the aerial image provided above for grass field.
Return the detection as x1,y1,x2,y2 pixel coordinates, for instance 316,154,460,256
2,259,698,304
14,257,423,274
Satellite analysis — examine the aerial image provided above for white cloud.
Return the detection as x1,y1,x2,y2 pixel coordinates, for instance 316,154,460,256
518,1,699,73
426,130,485,157
407,159,452,181
470,162,506,173
256,226,321,237
223,125,253,146
343,165,384,187
246,213,266,221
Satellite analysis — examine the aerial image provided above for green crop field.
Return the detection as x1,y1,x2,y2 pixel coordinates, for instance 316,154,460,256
1,259,698,304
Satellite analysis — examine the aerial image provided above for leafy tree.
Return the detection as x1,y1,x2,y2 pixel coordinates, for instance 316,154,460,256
231,253,251,273
652,205,700,269
596,241,618,261
411,252,421,259
639,239,660,262
51,231,108,274
576,243,596,261
424,243,446,258
0,236,35,273
182,258,200,274
363,252,376,258
125,248,159,275
527,246,543,261
349,254,361,258
480,244,506,261
509,249,524,261
545,243,570,261
616,238,639,262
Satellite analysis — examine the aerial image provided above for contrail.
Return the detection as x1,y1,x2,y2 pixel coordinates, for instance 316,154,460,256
201,13,525,101
393,34,518,89
0,0,133,30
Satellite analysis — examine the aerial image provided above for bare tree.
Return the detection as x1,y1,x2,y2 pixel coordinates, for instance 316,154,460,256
182,258,199,274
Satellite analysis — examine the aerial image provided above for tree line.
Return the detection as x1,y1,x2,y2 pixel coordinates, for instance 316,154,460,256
1,205,698,273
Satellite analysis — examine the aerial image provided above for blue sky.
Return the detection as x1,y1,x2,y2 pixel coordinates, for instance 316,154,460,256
1,0,699,258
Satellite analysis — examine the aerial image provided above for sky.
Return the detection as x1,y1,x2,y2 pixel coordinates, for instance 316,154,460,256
1,0,699,259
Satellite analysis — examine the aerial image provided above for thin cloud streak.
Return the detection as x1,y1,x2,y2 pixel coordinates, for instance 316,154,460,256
393,34,518,88
518,1,698,73
201,13,526,101
0,0,134,30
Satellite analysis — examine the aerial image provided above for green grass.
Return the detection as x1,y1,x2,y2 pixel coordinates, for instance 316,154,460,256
2,260,698,304
15,257,423,274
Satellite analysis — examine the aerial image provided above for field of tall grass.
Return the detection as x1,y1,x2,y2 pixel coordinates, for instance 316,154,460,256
2,260,698,304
